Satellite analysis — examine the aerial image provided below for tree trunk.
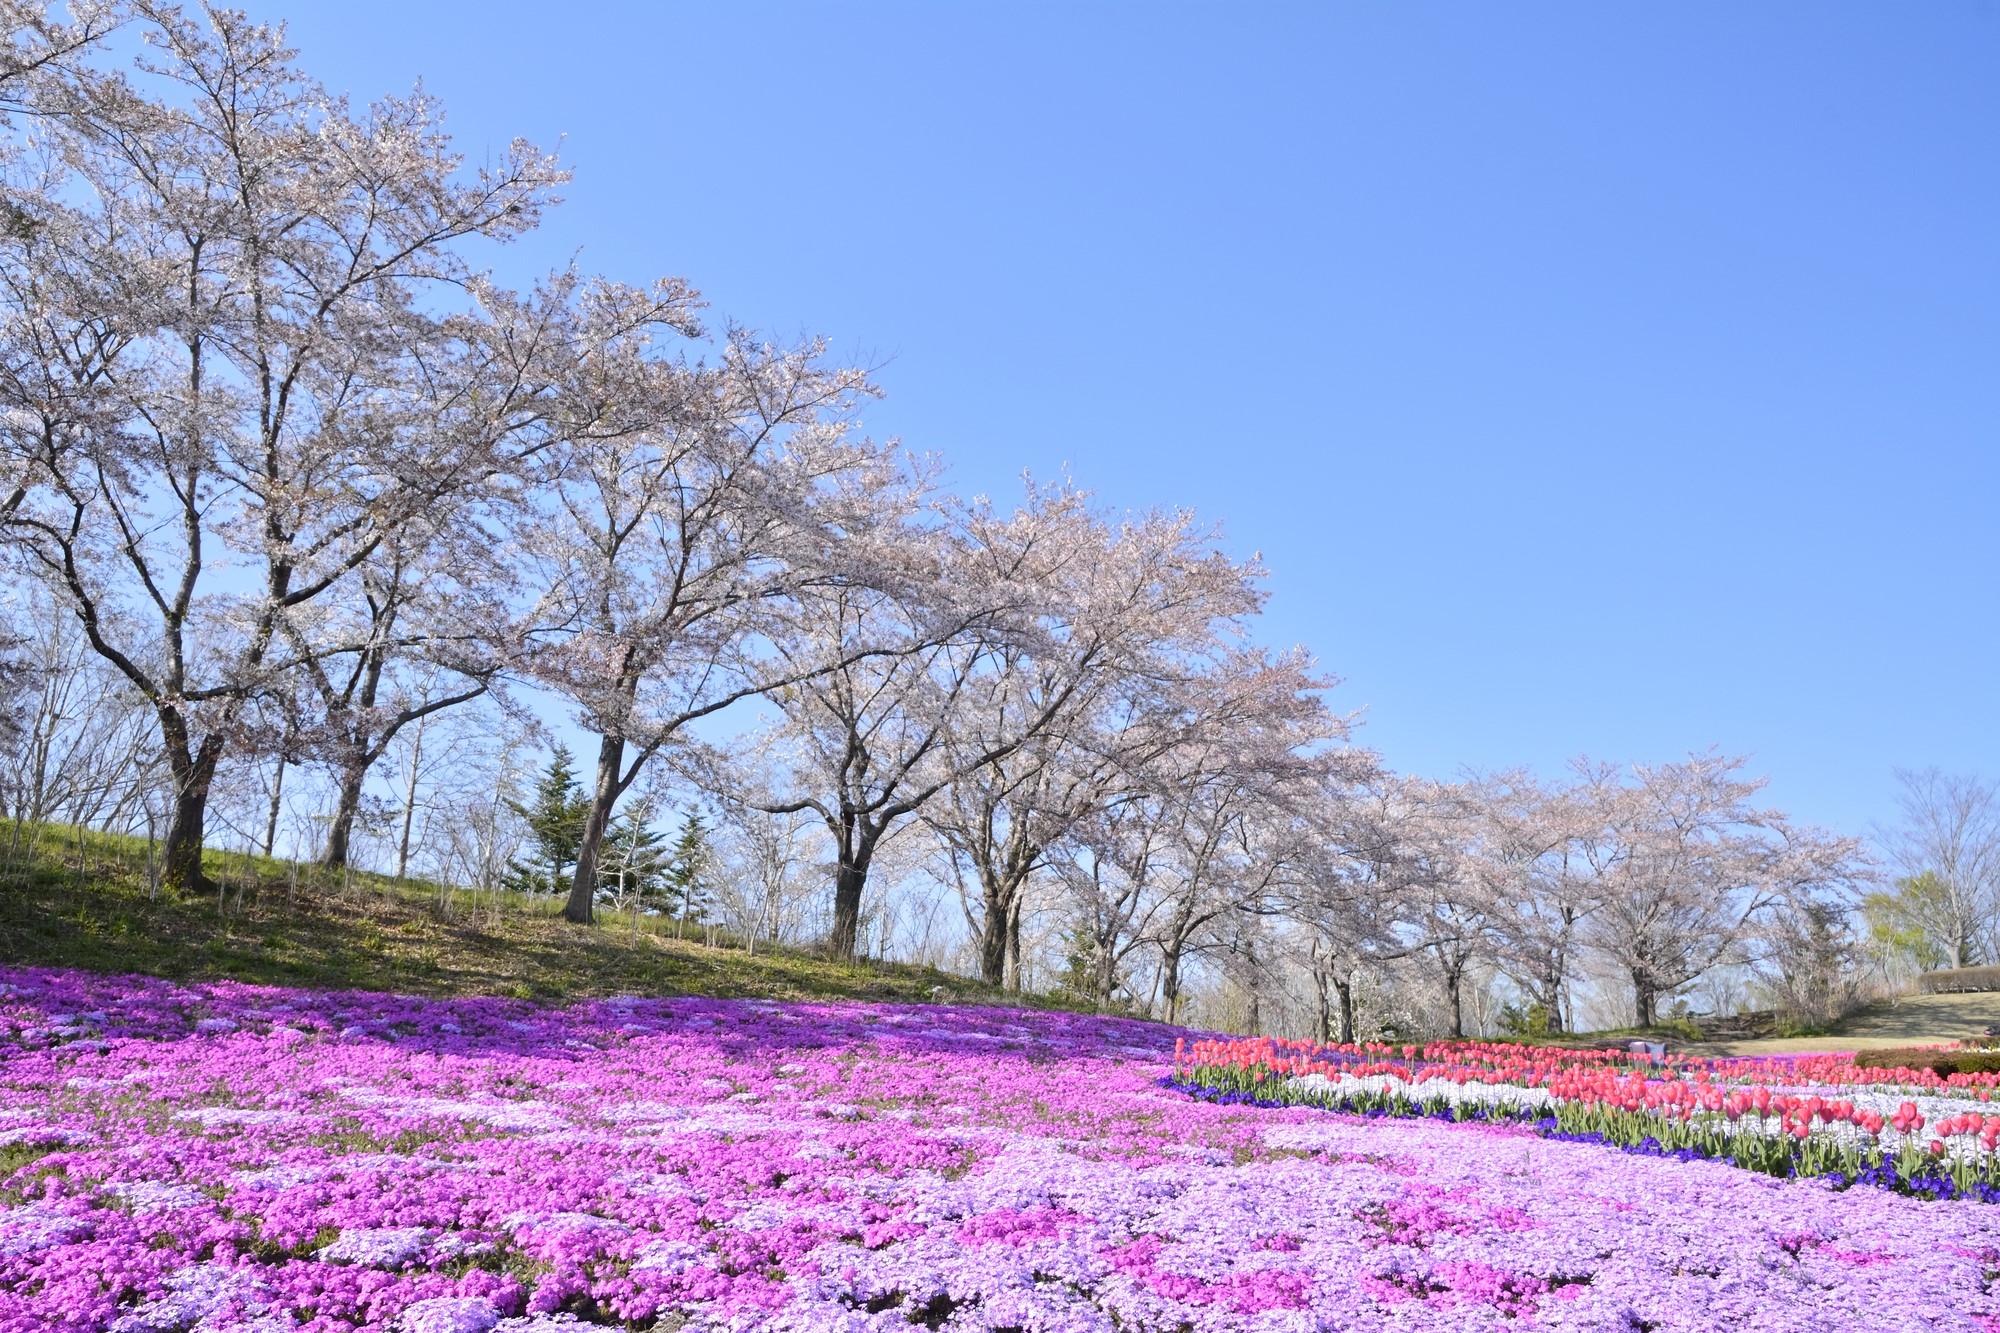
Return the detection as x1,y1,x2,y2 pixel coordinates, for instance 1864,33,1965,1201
1444,960,1465,1038
261,752,285,858
1160,944,1185,1025
1003,903,1023,990
1633,970,1656,1028
321,755,370,869
395,715,426,881
1092,938,1118,1012
975,869,1016,986
1334,973,1356,1044
1540,961,1567,1034
828,851,873,960
978,891,1008,986
160,718,222,896
565,733,626,924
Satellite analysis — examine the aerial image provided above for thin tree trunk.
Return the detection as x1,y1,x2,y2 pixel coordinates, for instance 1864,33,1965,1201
1335,974,1355,1043
565,733,626,924
262,752,286,858
395,715,427,881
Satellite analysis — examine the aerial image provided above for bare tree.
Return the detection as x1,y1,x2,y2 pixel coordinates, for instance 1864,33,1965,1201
1735,815,1870,1023
0,580,163,831
711,804,824,951
1875,767,2000,969
294,518,507,868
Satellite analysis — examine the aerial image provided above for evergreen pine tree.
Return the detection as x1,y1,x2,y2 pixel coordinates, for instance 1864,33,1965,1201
505,745,591,895
664,810,713,929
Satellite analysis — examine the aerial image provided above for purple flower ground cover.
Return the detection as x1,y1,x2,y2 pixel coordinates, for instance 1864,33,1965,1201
1,968,1997,1331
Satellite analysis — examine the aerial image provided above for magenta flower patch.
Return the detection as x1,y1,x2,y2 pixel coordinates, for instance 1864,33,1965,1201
0,966,1998,1330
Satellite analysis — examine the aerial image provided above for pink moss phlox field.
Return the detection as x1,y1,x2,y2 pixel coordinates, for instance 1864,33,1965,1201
3,968,1999,1331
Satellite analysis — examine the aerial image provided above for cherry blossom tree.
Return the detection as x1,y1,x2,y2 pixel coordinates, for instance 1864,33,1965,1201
918,484,1274,988
1578,751,1866,1027
1455,771,1601,1034
734,515,1059,960
505,270,915,924
1875,767,2000,969
0,3,561,891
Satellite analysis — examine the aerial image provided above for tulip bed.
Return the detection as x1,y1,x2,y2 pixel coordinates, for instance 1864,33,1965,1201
6,970,2000,1332
1171,1035,2000,1203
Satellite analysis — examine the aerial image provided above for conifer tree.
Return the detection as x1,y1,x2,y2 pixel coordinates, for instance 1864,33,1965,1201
665,811,714,930
506,746,591,895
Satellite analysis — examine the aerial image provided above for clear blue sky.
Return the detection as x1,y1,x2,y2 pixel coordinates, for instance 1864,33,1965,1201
277,1,1997,838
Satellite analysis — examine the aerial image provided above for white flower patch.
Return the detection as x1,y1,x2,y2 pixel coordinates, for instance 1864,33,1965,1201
398,1296,501,1333
232,1164,328,1191
0,1204,93,1255
0,1124,93,1147
106,1180,211,1213
629,1238,713,1275
794,1138,849,1161
318,1226,431,1268
611,1171,704,1203
729,1202,788,1231
110,1262,286,1333
427,1232,495,1261
601,1102,691,1124
1285,1071,1558,1118
338,1087,570,1132
506,1211,630,1237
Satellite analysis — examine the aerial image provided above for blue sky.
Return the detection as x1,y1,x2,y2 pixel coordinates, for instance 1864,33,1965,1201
278,0,1996,838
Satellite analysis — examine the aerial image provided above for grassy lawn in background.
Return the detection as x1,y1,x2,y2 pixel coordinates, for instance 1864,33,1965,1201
1705,992,2000,1056
0,819,1078,1011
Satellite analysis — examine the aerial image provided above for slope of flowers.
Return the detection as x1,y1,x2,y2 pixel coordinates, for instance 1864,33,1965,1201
2,970,2000,1332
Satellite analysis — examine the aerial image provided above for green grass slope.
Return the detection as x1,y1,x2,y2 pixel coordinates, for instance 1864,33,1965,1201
0,820,1072,1011
1705,992,2000,1056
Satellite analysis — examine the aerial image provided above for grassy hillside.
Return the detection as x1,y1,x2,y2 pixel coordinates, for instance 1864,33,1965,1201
0,819,1071,1011
1700,992,2000,1056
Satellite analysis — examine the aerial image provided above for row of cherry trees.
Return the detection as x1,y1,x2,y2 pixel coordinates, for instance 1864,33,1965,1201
0,3,1875,1027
